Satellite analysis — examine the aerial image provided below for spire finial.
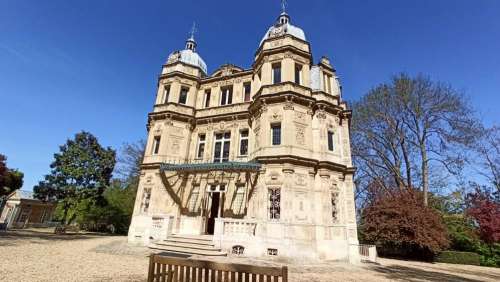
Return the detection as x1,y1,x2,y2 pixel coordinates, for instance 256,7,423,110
281,0,287,13
189,22,197,40
186,22,197,51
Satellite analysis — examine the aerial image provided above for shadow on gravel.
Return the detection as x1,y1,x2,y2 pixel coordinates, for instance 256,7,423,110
0,229,119,246
370,264,490,282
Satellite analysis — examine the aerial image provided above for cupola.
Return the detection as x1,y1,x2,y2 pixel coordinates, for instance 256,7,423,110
165,23,208,75
259,1,306,46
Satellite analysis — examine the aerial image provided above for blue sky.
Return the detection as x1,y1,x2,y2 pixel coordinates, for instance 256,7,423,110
1,0,499,191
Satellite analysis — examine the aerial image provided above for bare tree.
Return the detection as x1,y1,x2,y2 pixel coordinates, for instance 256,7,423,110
114,140,146,184
352,74,480,206
473,126,500,195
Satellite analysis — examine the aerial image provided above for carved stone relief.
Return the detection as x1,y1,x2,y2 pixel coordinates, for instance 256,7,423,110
295,125,305,146
270,112,282,122
295,173,307,186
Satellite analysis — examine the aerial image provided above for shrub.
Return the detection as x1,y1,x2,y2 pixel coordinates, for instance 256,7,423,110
435,251,480,265
361,189,449,260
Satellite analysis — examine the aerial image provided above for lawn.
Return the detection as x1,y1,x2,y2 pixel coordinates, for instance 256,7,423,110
1,228,498,282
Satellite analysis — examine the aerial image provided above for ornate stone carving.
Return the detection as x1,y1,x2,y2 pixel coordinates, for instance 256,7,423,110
295,173,307,186
294,111,305,121
316,110,327,120
270,112,282,122
295,126,305,145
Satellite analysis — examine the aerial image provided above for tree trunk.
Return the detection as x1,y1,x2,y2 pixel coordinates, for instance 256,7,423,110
420,142,429,206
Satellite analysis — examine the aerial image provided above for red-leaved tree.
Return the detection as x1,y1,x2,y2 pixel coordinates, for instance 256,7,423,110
361,189,449,260
466,188,500,246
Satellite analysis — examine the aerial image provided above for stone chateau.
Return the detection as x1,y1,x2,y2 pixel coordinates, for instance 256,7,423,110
128,7,359,262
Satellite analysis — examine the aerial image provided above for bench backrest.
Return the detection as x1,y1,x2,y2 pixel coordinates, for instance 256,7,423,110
148,255,288,282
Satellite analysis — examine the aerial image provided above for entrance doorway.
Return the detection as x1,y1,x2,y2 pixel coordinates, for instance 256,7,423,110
206,192,220,235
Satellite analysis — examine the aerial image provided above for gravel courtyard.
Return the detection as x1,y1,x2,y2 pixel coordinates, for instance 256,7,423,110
1,228,499,282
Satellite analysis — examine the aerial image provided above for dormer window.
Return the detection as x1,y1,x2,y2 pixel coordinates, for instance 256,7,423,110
272,63,281,84
220,86,233,106
179,87,188,104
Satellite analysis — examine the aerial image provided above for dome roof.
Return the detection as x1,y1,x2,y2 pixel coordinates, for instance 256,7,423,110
259,13,306,46
166,49,207,75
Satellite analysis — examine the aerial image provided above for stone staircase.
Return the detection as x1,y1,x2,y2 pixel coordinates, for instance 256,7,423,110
149,234,227,256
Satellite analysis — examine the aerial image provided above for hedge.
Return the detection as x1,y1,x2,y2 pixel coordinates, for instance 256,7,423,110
435,251,481,266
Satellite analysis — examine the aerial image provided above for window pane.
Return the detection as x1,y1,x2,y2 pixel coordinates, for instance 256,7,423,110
179,88,188,104
188,186,199,213
197,143,205,158
295,65,301,84
153,136,161,154
272,124,281,145
240,139,248,156
273,65,281,84
214,142,221,162
163,86,170,103
205,90,211,108
221,90,227,105
244,83,251,102
222,141,230,162
240,129,248,137
269,189,280,220
232,186,245,215
328,131,334,151
227,88,233,104
224,132,231,139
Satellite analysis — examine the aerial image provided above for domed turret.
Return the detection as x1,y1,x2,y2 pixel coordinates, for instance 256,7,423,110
165,23,208,75
259,3,306,46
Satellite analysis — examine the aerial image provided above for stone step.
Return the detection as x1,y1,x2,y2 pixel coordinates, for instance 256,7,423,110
155,241,220,251
149,244,226,256
170,234,214,242
163,238,215,247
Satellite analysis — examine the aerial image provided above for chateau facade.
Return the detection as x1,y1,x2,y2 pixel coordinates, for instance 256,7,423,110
128,9,359,262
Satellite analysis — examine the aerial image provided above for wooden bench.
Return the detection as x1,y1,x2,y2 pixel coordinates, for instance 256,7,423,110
148,254,288,282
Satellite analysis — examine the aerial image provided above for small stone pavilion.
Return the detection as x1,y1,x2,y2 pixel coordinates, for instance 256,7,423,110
0,190,55,229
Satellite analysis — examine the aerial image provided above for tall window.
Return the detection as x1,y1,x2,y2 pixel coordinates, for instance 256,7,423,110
232,185,246,215
295,64,302,85
271,123,281,146
220,86,233,106
162,86,170,104
179,87,188,104
243,82,251,102
213,132,231,162
152,136,161,155
188,186,200,213
327,131,334,151
196,134,206,159
204,89,211,108
239,129,249,156
141,188,151,213
272,63,281,84
269,188,281,220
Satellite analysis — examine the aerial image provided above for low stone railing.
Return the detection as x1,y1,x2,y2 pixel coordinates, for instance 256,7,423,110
150,214,174,242
213,218,257,247
357,244,377,263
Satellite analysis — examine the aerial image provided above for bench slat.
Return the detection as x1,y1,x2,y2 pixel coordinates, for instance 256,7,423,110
152,256,283,276
148,255,287,282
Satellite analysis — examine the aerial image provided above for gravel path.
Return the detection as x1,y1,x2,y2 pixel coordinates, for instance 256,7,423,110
1,228,499,282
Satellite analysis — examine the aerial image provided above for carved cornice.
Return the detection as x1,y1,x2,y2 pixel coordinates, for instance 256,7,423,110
254,155,356,176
